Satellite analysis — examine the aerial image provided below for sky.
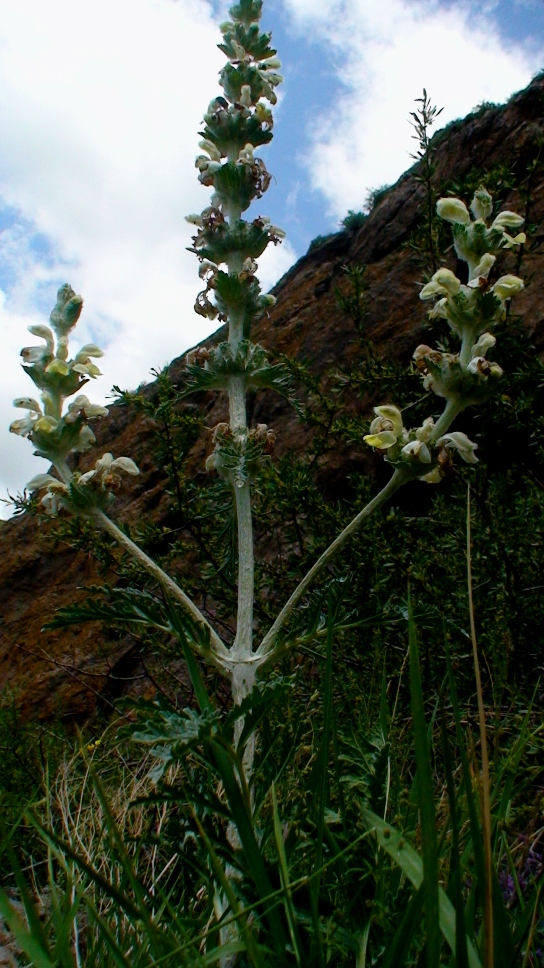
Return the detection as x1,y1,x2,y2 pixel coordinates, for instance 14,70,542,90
1,0,543,516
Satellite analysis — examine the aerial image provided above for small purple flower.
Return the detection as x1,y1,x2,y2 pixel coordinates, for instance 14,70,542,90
499,869,516,905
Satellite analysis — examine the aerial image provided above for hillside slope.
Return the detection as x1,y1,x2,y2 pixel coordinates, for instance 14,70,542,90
1,74,543,720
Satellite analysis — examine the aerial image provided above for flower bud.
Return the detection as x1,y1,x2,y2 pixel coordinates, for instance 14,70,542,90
28,324,54,344
415,417,434,443
34,415,59,433
50,284,83,334
470,188,493,221
10,416,37,436
76,344,104,359
436,197,471,225
436,431,478,463
198,139,221,161
75,425,96,451
45,358,70,377
420,268,461,300
423,466,442,485
230,39,246,60
471,333,495,358
26,473,60,491
472,253,496,279
401,439,432,463
492,211,525,231
371,405,404,437
239,84,252,107
466,357,503,379
492,275,524,300
13,397,42,413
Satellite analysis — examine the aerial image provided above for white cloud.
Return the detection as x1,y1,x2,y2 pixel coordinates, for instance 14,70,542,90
1,0,541,518
0,0,294,516
281,0,544,217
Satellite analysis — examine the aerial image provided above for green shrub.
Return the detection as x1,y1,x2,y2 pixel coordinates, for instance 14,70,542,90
307,231,338,253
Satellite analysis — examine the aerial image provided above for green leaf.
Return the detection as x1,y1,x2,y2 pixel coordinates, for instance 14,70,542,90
382,883,425,968
361,809,483,968
43,585,170,633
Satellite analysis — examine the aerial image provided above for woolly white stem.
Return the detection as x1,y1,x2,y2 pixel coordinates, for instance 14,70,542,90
226,214,255,681
53,457,73,485
429,396,465,441
228,377,255,667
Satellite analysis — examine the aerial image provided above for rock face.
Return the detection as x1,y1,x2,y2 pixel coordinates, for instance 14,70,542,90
2,74,544,721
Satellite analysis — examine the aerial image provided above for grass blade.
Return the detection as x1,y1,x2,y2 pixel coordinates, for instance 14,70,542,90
407,587,440,967
443,638,486,895
466,485,493,968
308,599,335,967
84,898,135,968
164,598,214,713
440,703,470,968
191,808,266,968
209,738,289,954
272,782,302,965
0,889,56,968
361,809,482,968
0,818,53,956
381,882,425,968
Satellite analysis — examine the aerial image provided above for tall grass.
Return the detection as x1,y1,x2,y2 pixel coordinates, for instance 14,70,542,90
1,536,542,965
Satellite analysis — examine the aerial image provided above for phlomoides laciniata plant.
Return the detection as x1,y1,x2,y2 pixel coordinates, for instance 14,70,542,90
11,0,526,779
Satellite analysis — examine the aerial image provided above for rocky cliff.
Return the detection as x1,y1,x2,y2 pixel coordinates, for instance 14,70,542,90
1,73,544,721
